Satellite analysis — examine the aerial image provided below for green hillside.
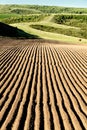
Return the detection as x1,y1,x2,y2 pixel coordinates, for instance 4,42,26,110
0,5,87,14
0,5,87,43
0,22,39,38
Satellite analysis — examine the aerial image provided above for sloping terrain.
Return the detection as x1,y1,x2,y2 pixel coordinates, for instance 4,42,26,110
0,5,87,14
0,22,39,38
10,14,87,44
0,39,87,130
0,22,19,37
0,5,87,43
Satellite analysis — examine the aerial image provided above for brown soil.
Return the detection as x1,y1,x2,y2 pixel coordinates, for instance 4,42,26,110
0,38,87,130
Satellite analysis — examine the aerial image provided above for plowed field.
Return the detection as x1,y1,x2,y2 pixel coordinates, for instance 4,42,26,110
0,39,87,130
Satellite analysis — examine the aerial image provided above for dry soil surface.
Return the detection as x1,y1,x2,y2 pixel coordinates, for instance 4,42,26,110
0,38,87,130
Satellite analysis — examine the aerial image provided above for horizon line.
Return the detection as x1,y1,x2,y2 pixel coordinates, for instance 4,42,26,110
0,4,87,8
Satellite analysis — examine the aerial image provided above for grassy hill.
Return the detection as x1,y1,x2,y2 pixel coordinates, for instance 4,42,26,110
0,5,87,14
0,5,87,43
0,22,39,38
0,5,87,25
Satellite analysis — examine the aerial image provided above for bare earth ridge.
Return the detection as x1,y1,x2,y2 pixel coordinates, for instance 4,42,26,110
0,38,87,130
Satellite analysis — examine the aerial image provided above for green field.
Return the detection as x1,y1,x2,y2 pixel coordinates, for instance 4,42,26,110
0,5,87,43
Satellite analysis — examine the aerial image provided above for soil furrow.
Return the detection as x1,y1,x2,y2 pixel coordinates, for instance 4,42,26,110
0,47,30,128
0,40,87,130
45,47,64,130
54,49,87,129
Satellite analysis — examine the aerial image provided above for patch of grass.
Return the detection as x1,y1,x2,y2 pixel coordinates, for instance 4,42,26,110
0,14,48,24
0,22,39,39
30,24,87,39
0,13,19,19
11,23,87,44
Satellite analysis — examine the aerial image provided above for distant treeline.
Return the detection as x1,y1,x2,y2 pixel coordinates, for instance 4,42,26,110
29,5,87,14
0,14,49,24
0,5,87,14
53,14,87,29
